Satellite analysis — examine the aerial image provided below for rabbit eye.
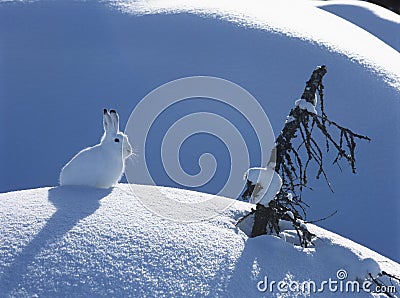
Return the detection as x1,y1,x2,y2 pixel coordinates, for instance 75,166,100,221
114,138,120,143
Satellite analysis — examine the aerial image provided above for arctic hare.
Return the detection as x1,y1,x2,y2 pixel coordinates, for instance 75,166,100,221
60,109,133,188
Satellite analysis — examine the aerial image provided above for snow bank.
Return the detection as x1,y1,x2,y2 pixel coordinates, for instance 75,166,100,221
0,185,398,297
108,0,400,88
1,0,399,261
312,0,400,51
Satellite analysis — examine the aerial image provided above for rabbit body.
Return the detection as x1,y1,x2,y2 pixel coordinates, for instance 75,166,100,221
60,109,132,189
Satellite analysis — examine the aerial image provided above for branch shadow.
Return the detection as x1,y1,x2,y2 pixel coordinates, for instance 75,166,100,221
0,186,111,296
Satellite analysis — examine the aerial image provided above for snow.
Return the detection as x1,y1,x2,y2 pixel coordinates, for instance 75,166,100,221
108,0,400,88
311,0,400,52
359,258,381,280
286,211,295,220
243,167,283,205
285,115,296,124
295,98,318,114
0,0,399,264
0,185,399,296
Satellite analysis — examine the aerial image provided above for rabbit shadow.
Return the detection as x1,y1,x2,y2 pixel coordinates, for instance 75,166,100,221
0,186,111,296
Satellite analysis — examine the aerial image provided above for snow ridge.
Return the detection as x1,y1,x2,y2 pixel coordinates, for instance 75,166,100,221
0,185,398,297
107,0,400,89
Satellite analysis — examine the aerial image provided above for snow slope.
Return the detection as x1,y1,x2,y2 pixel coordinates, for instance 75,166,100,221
0,0,399,261
312,0,400,51
0,184,399,297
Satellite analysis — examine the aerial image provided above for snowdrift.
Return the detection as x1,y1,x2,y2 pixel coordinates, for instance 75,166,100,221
0,184,399,297
0,0,399,260
312,0,400,51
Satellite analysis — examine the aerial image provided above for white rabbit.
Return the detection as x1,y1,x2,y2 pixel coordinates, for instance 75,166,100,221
59,109,133,188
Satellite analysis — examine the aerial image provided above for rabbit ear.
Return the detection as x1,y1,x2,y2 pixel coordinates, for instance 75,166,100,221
103,109,114,134
109,109,120,133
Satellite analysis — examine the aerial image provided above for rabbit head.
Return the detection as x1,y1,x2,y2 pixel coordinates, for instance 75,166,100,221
101,109,133,160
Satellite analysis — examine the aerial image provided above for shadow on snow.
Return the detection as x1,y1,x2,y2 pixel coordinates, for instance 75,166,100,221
0,186,111,296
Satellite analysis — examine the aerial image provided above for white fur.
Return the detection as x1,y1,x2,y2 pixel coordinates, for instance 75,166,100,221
60,109,133,188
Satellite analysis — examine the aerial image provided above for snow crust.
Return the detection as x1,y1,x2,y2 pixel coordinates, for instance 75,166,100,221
0,185,399,297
